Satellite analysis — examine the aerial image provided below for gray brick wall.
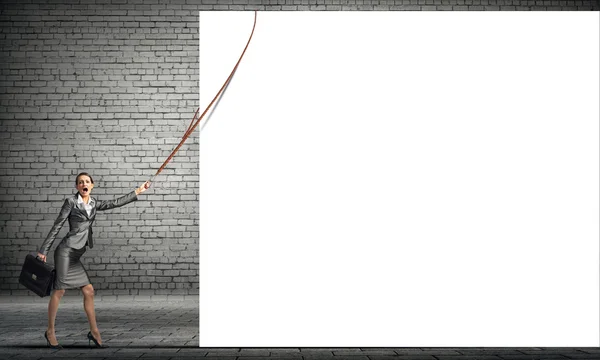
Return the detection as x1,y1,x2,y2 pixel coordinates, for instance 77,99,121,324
0,0,597,297
0,0,200,296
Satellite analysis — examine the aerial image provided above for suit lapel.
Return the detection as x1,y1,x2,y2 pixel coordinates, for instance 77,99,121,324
89,197,96,219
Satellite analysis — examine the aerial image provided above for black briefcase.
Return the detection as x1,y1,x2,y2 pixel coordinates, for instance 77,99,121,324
19,254,55,297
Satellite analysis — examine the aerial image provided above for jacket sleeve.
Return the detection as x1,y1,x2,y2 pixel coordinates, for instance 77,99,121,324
38,198,72,255
96,191,138,212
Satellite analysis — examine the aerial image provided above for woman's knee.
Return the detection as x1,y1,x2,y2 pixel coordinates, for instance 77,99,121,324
82,284,95,297
52,289,65,298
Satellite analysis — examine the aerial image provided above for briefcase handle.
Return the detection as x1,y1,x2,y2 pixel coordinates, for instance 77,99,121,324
32,252,46,263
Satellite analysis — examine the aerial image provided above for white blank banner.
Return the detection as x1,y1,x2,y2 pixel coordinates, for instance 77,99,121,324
199,12,599,347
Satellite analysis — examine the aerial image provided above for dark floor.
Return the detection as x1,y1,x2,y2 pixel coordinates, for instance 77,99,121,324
0,295,598,360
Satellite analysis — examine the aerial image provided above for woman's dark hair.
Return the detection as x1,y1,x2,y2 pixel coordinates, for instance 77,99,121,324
75,172,94,184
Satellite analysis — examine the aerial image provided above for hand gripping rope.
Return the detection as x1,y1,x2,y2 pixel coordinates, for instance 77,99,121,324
148,11,258,185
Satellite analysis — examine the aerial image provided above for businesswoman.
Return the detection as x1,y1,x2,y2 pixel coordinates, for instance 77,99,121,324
37,172,150,349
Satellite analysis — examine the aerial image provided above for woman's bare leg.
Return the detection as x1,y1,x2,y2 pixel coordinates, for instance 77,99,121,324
82,284,102,344
47,289,65,345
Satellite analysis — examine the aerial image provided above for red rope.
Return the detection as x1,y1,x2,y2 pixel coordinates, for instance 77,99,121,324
150,11,258,182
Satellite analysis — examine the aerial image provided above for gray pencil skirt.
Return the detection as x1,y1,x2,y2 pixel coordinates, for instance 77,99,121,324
54,244,91,290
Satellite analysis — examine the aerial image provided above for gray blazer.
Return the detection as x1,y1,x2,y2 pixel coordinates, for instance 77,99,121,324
39,191,138,255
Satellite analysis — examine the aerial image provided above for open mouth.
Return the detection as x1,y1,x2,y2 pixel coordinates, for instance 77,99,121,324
83,187,89,193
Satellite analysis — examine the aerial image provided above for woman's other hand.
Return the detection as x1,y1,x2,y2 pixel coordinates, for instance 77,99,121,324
135,181,151,195
37,253,46,262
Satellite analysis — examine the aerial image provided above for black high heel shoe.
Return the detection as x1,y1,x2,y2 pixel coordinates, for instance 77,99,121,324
87,331,108,348
44,331,63,349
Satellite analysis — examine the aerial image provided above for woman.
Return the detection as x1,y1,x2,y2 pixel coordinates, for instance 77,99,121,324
37,172,150,349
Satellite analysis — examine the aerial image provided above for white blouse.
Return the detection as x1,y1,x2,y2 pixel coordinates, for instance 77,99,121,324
77,194,93,216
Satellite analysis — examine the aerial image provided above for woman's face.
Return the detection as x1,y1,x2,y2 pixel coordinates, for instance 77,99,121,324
76,175,94,197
